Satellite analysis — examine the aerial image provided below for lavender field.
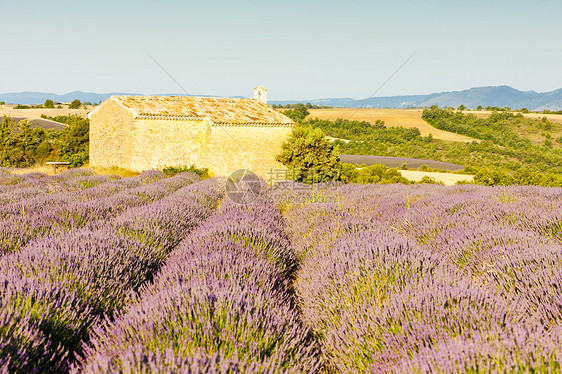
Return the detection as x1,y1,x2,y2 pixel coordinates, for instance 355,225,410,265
1,169,562,373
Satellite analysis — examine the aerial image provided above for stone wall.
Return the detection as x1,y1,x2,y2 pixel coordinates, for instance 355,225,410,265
90,100,292,178
201,125,292,178
128,118,208,171
89,100,135,169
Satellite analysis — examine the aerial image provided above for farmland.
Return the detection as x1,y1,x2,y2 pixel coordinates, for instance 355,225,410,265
306,108,477,142
1,168,562,372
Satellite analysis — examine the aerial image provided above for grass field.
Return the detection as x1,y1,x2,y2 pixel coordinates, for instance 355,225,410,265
306,108,478,142
464,110,562,124
461,110,562,146
9,165,140,178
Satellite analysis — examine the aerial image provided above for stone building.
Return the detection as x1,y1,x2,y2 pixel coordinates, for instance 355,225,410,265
88,88,294,178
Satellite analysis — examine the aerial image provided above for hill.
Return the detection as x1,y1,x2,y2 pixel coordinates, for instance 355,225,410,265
2,86,562,110
274,86,562,111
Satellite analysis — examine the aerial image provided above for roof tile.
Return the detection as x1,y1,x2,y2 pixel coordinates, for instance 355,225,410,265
111,95,294,126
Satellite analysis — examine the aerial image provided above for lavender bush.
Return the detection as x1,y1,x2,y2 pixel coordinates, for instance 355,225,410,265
78,194,320,373
0,174,224,372
3,170,562,373
283,183,562,372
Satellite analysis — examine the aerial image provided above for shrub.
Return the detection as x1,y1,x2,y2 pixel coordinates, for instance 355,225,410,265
68,99,81,109
276,126,342,184
162,165,209,179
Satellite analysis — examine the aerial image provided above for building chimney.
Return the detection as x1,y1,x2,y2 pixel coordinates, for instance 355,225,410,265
253,86,268,104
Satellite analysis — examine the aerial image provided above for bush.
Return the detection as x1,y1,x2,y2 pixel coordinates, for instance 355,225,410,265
341,163,410,184
68,99,81,109
0,115,89,168
283,104,309,123
419,175,444,185
276,126,341,184
162,165,210,179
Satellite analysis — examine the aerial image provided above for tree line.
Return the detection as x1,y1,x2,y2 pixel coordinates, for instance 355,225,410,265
0,115,89,168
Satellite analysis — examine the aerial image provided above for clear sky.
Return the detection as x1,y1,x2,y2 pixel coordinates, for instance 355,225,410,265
1,0,561,100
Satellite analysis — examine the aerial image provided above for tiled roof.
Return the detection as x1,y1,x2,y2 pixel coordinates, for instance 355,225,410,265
110,95,294,126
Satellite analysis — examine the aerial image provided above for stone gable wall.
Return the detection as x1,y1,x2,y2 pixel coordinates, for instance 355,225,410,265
89,100,135,169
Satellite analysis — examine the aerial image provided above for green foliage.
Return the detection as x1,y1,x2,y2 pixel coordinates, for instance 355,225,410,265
283,104,310,123
44,99,55,108
68,99,81,109
14,105,30,109
305,117,420,144
162,165,210,179
272,102,331,109
0,115,89,168
309,109,562,187
276,126,341,184
42,115,89,167
0,101,5,105
419,176,444,185
340,163,410,184
543,109,562,115
0,116,53,167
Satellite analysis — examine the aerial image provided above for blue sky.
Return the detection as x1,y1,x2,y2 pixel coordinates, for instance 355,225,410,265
1,0,561,100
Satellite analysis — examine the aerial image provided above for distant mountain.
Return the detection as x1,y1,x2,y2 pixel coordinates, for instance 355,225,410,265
271,86,562,111
1,86,561,110
0,91,244,105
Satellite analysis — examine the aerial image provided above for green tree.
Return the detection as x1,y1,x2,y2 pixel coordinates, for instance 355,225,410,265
458,104,466,111
356,164,409,184
283,104,309,123
44,99,55,108
68,99,81,109
276,126,341,183
56,116,89,166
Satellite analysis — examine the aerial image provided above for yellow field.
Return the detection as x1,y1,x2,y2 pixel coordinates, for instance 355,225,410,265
464,110,562,124
398,170,474,186
0,104,93,121
306,108,477,142
9,165,140,178
9,165,60,175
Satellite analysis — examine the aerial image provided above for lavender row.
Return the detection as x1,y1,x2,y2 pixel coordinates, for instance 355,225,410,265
0,178,224,373
78,195,320,373
0,169,167,217
0,171,200,256
0,168,117,202
281,183,562,372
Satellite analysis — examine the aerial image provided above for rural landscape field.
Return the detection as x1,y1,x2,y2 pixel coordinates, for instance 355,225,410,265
2,0,562,372
307,108,477,142
1,168,562,373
